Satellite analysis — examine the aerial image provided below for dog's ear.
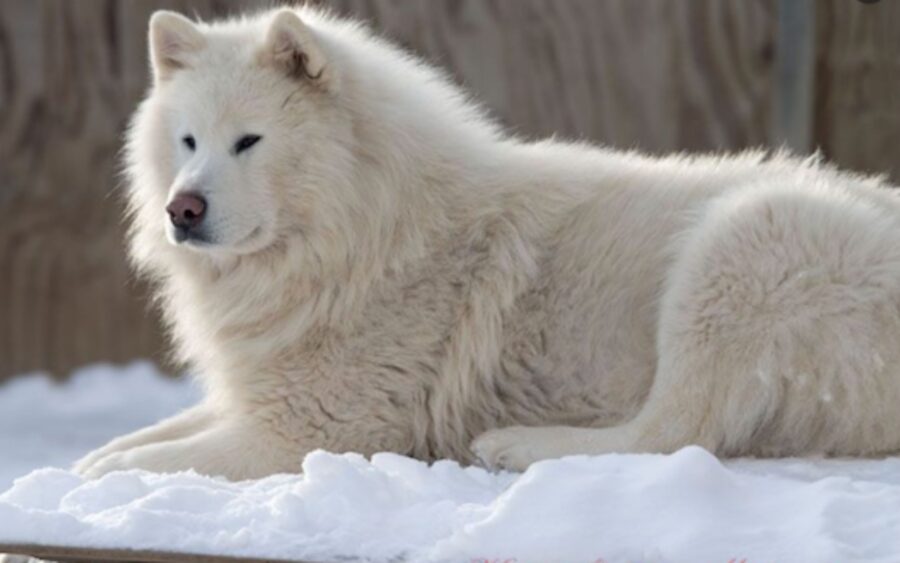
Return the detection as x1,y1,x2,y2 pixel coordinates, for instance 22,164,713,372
149,11,205,83
263,10,330,85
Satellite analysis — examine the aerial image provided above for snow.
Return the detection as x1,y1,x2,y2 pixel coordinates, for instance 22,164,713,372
2,364,900,562
0,361,200,491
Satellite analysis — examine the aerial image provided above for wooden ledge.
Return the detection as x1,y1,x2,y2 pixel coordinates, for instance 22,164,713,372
0,544,315,563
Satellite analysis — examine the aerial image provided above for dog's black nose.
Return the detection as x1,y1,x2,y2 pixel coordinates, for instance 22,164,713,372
166,193,207,229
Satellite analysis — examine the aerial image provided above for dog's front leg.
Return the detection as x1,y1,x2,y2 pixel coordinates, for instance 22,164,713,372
80,420,302,481
73,402,215,476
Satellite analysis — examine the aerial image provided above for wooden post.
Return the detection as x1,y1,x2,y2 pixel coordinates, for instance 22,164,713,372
772,0,815,153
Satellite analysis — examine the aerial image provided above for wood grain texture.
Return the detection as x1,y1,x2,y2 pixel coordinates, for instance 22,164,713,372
0,0,159,381
0,0,895,382
814,0,900,181
323,0,776,153
0,0,279,380
0,542,305,563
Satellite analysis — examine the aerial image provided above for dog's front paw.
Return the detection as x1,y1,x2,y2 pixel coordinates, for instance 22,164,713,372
471,426,555,472
72,450,109,478
78,451,130,479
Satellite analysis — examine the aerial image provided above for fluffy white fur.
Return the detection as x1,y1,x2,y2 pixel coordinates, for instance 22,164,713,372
75,6,900,479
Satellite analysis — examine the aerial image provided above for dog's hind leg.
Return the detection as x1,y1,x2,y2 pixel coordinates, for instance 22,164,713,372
473,186,900,470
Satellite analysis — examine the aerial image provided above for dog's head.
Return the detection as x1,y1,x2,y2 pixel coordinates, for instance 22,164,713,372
128,9,351,259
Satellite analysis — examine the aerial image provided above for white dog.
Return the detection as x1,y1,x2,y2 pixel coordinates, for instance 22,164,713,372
74,6,900,479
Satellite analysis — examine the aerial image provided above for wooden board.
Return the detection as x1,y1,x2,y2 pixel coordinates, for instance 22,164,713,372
0,1,276,382
813,0,900,181
1,0,898,383
0,0,777,382
325,0,776,153
0,543,310,563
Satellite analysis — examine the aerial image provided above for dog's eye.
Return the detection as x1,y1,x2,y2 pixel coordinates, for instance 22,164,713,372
182,135,196,151
234,134,262,155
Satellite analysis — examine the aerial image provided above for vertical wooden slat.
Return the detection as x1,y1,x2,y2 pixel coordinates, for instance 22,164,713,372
772,0,815,153
813,0,900,180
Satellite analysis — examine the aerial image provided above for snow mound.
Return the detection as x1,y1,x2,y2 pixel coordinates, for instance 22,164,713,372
1,448,900,562
2,364,900,562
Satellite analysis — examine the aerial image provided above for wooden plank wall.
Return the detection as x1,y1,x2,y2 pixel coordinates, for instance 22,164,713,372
815,0,900,181
0,0,897,382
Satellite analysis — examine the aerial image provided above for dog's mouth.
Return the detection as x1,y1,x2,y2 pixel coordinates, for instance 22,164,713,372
172,226,212,245
169,223,265,253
